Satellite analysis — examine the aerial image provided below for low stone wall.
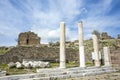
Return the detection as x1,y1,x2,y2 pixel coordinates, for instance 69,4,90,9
22,59,50,68
0,47,78,64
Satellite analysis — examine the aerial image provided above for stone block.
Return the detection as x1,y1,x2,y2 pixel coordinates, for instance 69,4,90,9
16,62,23,69
0,70,6,76
8,62,16,68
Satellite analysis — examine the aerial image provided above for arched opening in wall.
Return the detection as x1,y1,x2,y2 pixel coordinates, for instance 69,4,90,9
26,39,29,45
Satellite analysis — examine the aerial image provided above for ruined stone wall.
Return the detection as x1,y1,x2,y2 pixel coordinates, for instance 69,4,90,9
0,47,78,63
18,31,40,46
18,33,28,45
110,47,120,69
101,32,113,40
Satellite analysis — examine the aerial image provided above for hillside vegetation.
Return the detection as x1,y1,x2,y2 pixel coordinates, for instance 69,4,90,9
0,39,119,64
0,39,120,75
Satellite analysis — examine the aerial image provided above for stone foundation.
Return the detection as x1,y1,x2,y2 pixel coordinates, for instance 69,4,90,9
0,66,116,80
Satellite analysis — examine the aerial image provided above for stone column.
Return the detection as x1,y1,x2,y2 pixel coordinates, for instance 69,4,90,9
103,47,111,66
93,34,100,66
91,52,95,65
99,51,102,60
78,21,85,67
59,22,66,68
78,21,83,46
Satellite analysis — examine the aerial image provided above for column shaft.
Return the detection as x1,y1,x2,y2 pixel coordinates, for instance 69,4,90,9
93,34,100,66
79,46,85,67
78,21,85,67
78,22,83,46
60,22,66,68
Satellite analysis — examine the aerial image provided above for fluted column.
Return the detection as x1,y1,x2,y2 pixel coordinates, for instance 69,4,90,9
103,47,111,66
78,21,85,67
59,22,66,68
93,34,100,66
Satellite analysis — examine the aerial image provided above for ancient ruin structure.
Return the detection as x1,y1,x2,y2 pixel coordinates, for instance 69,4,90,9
18,31,40,46
59,21,112,68
101,32,113,40
103,47,111,66
93,34,101,66
0,21,117,80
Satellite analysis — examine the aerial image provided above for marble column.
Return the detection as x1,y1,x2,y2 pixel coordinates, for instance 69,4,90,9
78,21,85,67
93,34,100,66
99,51,102,60
59,22,66,68
78,21,83,46
103,47,111,66
91,52,95,65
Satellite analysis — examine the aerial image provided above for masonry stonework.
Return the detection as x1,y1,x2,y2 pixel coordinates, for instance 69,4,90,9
18,31,40,46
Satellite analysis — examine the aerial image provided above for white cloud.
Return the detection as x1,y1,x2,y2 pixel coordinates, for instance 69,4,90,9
31,25,77,43
80,0,120,38
29,0,83,43
0,0,120,46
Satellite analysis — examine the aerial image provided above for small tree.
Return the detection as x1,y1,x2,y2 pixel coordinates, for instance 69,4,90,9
55,41,60,46
92,30,100,39
49,41,54,47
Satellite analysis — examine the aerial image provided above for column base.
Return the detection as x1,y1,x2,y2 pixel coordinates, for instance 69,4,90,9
79,46,86,68
59,61,66,69
95,60,101,67
104,61,111,67
80,65,86,68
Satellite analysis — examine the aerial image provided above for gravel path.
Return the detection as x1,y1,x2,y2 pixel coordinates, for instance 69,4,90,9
68,72,120,80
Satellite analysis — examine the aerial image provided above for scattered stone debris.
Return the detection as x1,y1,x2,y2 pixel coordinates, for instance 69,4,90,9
22,60,50,68
16,62,23,69
0,70,6,76
8,62,16,68
7,60,50,69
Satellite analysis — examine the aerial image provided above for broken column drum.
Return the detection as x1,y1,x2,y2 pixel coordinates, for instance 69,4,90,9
103,47,111,66
93,34,100,66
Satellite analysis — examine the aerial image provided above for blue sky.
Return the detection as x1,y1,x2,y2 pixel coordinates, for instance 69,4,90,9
0,0,120,46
